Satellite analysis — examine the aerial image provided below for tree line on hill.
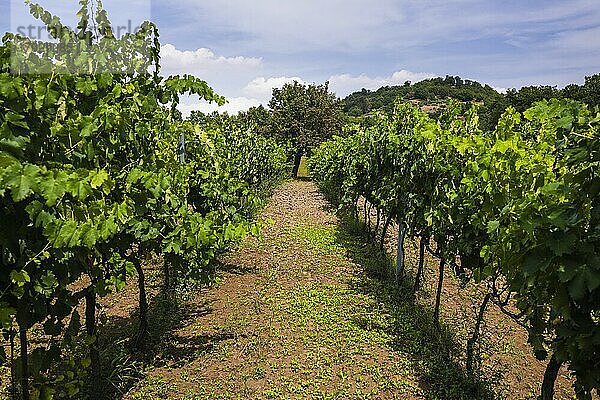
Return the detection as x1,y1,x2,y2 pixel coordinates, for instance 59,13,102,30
188,73,599,177
343,75,501,116
342,74,600,131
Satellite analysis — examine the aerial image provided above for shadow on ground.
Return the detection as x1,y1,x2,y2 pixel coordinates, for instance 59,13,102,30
331,213,502,400
94,279,224,399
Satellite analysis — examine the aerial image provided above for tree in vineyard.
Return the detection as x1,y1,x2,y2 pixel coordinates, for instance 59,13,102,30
269,81,345,177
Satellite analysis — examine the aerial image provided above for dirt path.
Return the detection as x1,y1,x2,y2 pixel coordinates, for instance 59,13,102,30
123,180,429,399
122,180,576,400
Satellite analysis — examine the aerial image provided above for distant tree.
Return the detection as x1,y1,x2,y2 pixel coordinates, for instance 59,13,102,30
558,74,599,109
188,110,232,128
505,85,559,112
269,81,345,177
456,88,474,101
437,86,450,98
341,76,502,116
581,74,600,108
444,75,456,86
413,86,431,100
237,105,272,135
479,96,509,132
340,73,599,135
358,97,369,115
562,84,584,102
188,110,209,127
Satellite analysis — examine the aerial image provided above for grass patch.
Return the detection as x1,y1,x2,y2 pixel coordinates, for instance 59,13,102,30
297,156,310,179
331,213,503,400
292,225,345,255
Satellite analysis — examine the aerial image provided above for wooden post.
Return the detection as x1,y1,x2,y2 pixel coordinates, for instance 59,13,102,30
433,257,445,325
466,293,491,374
19,326,28,400
178,133,186,164
396,222,406,283
412,236,427,295
86,287,101,398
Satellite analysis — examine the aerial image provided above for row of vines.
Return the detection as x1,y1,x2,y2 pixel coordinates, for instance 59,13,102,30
309,99,599,399
0,1,289,398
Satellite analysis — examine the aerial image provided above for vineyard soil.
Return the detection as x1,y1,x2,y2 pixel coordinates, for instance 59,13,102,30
93,180,579,399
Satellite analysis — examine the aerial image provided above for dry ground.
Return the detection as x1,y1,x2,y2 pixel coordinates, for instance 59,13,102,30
114,180,581,400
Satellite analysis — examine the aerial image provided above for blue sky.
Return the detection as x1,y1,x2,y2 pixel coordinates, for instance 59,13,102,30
3,0,600,114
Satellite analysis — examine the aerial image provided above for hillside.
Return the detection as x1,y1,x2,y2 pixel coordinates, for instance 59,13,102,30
342,76,503,117
342,74,599,132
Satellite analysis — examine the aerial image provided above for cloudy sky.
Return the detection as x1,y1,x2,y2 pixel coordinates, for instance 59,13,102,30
4,0,600,115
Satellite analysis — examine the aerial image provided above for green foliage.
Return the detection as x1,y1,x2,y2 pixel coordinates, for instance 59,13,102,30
190,105,273,138
186,111,291,193
342,76,502,117
189,82,343,178
343,73,600,134
0,1,287,396
269,81,345,176
310,98,600,397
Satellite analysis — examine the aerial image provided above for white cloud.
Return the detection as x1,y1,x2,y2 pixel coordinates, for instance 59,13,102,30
243,76,306,101
237,70,438,113
160,44,261,74
184,0,403,52
12,0,600,97
178,75,309,116
550,26,600,53
492,86,508,94
157,45,274,116
329,70,437,97
159,44,264,96
178,0,600,54
168,1,600,91
160,43,262,76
